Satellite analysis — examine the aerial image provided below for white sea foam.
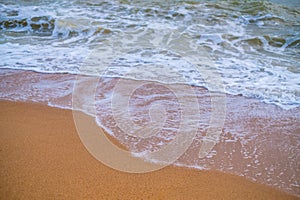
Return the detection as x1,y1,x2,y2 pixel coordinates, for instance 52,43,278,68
0,0,299,109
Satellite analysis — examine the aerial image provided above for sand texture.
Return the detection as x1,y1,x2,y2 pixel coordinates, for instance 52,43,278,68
0,101,298,200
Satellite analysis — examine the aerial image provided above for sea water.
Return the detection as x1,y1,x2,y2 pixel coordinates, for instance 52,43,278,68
0,0,299,108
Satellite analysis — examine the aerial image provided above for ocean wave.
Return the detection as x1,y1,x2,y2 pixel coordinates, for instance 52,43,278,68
0,0,299,110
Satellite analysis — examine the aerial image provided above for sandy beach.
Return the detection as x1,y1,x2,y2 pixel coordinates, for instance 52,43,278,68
0,100,298,199
1,0,300,199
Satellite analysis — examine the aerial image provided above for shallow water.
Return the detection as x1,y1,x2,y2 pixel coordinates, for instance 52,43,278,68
0,0,299,108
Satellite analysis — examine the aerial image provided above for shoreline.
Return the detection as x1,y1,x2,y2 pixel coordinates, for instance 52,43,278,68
1,67,299,110
0,68,300,196
0,100,299,199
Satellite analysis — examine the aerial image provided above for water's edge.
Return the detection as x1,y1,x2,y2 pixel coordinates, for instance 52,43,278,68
1,69,299,196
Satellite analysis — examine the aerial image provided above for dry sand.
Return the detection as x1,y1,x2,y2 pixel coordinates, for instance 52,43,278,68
0,100,298,199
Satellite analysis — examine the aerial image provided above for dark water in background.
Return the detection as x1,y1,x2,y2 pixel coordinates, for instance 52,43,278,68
0,0,300,196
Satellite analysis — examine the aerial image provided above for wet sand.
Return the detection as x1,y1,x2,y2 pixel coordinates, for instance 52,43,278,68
0,100,298,199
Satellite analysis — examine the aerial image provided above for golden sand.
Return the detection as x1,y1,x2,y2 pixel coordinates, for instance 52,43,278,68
0,101,298,199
